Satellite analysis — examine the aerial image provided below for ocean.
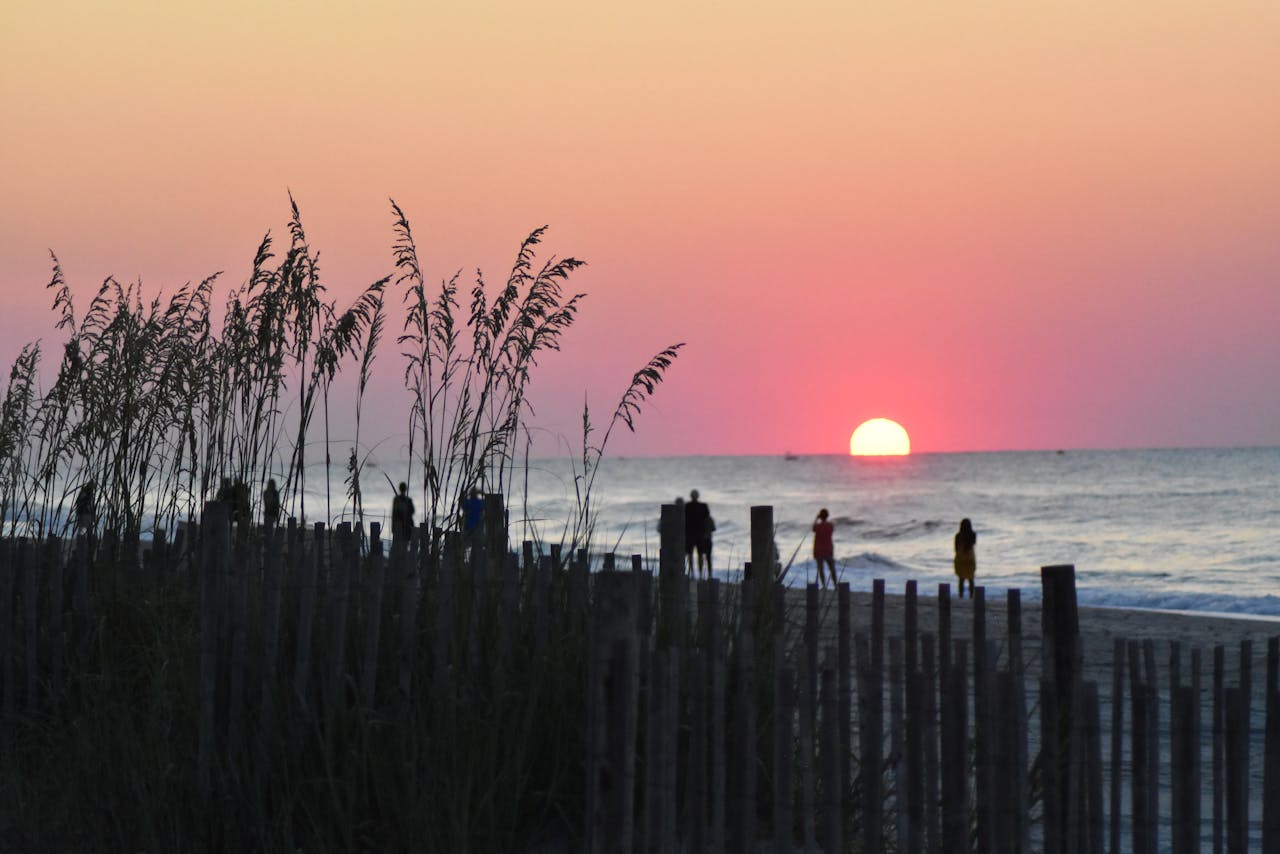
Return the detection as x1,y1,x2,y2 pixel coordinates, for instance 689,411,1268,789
469,447,1280,617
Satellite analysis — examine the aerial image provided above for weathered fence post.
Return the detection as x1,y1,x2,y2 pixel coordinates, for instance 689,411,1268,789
1110,638,1124,854
1041,563,1081,852
821,655,843,854
890,636,908,852
199,500,230,795
0,539,13,719
1266,637,1280,852
588,569,638,854
658,503,684,649
973,586,992,852
921,633,940,854
941,639,968,854
360,524,385,709
774,652,794,854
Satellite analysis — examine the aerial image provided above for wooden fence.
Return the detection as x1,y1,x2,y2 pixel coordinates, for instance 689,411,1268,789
2,499,1279,851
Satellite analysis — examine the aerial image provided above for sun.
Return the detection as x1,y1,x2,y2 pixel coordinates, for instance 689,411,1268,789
850,418,911,456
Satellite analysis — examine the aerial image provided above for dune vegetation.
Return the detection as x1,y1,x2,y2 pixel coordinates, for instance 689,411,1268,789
0,196,681,553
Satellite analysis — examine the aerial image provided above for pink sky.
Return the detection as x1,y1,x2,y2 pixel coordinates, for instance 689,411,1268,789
2,2,1278,455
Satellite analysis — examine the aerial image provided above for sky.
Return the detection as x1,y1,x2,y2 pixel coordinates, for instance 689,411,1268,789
2,1,1278,456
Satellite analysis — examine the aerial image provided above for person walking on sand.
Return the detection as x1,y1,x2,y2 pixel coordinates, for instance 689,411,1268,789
391,482,415,545
954,518,977,598
684,489,714,579
74,480,95,536
262,479,281,528
813,508,836,589
462,486,485,554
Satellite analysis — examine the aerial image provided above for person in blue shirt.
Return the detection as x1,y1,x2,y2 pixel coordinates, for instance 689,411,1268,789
463,487,485,534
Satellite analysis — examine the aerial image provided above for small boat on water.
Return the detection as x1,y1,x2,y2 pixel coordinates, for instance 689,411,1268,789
783,451,799,461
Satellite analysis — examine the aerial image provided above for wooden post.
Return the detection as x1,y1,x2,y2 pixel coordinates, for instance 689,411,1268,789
73,530,90,664
749,505,774,605
973,586,991,853
294,523,323,709
905,579,918,677
872,579,885,683
1007,589,1029,853
1190,647,1203,851
1042,564,1080,851
199,501,231,794
905,649,924,854
1229,640,1253,854
1226,686,1246,854
23,538,37,713
711,641,727,854
941,640,968,854
1142,640,1159,854
734,625,757,851
921,634,940,854
1266,637,1280,853
855,634,883,854
646,649,667,852
360,527,385,708
775,656,795,854
838,581,852,827
1129,641,1151,854
1110,638,1124,854
259,522,285,749
687,646,708,852
1041,673,1062,854
1083,681,1104,854
991,669,1015,854
325,523,353,719
799,653,817,851
46,536,65,703
937,583,951,679
1214,643,1225,854
395,533,420,705
821,657,843,853
590,570,638,853
0,539,13,719
806,583,819,736
658,503,684,649
226,509,251,764
890,636,908,852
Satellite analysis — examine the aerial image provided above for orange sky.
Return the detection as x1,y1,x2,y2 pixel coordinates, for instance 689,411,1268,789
2,1,1278,455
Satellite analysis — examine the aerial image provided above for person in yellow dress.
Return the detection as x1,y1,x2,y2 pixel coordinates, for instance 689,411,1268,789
953,518,977,598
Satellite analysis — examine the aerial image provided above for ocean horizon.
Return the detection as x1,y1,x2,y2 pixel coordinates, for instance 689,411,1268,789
321,445,1280,618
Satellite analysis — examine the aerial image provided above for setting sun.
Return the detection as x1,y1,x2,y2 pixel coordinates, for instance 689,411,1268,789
850,418,911,456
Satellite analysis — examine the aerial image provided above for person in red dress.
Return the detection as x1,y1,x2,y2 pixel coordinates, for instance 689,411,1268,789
812,508,836,589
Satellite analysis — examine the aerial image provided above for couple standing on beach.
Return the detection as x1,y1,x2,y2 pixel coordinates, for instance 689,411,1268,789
665,491,716,578
812,512,979,597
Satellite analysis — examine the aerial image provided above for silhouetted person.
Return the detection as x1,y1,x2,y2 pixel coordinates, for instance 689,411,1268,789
216,477,234,504
262,479,281,528
74,480,95,535
462,487,484,534
658,496,684,537
684,489,713,579
462,486,485,554
392,481,415,545
813,508,836,589
231,479,251,526
954,518,977,598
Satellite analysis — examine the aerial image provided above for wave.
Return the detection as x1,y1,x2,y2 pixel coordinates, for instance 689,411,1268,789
1074,588,1280,618
855,519,946,541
